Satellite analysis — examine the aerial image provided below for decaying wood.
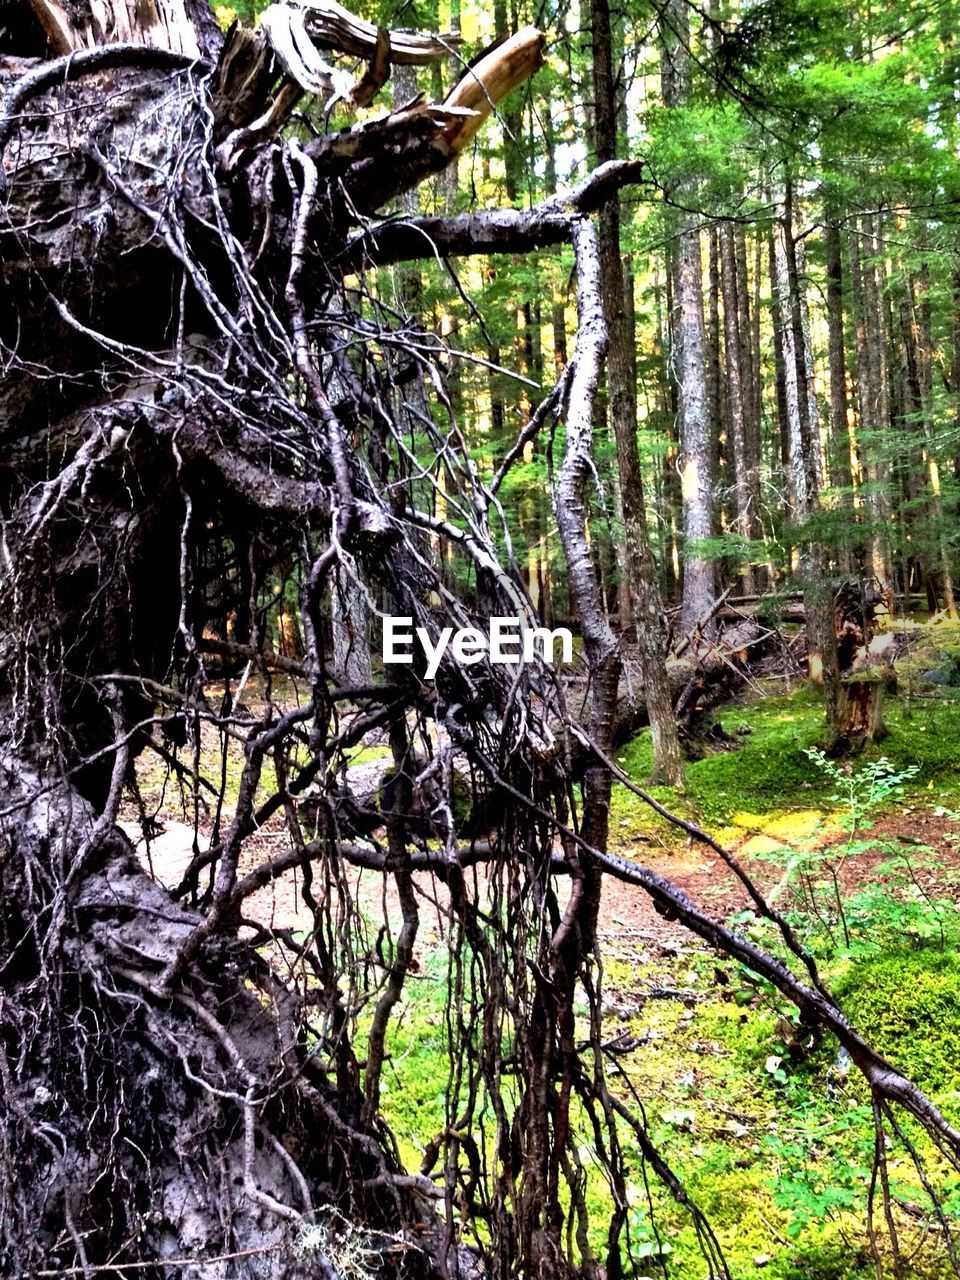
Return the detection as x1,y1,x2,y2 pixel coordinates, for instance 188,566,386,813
830,672,892,755
293,0,458,65
25,0,203,56
440,26,544,151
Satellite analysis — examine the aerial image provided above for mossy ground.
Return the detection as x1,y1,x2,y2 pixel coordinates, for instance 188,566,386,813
611,655,960,848
381,936,960,1277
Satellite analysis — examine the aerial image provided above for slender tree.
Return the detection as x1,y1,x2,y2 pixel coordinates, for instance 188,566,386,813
590,0,683,783
660,0,716,634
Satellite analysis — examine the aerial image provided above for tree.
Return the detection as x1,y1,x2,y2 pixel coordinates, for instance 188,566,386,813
590,0,683,786
660,0,716,635
4,2,960,1278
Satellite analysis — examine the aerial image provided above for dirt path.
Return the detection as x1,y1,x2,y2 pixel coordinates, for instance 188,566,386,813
598,808,960,952
120,797,960,973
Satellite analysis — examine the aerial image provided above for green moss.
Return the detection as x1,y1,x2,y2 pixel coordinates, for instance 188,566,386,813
835,951,960,1094
776,1241,875,1280
608,687,828,841
373,940,960,1279
690,689,826,822
347,744,392,767
882,697,960,806
609,675,960,845
376,963,452,1169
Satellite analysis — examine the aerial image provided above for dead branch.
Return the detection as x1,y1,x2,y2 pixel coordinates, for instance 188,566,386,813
343,159,647,269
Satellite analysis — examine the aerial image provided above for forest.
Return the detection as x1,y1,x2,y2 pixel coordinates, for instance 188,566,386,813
2,0,960,1276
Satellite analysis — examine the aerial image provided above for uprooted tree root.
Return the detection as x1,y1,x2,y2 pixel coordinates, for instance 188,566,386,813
2,22,960,1280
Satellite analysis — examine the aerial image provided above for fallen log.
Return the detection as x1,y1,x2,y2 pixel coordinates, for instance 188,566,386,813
562,618,770,755
725,591,803,606
718,603,807,624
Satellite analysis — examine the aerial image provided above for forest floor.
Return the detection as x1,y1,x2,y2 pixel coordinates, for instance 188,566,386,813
121,618,960,1280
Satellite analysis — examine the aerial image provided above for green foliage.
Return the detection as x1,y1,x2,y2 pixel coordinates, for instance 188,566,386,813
645,102,755,212
841,877,959,952
803,749,919,831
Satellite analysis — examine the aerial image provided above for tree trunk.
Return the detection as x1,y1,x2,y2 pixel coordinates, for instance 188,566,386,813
707,222,725,534
910,268,958,618
591,0,684,786
771,217,807,523
661,0,716,634
823,215,856,574
720,220,757,594
771,191,841,732
737,226,763,509
831,675,888,755
849,216,895,595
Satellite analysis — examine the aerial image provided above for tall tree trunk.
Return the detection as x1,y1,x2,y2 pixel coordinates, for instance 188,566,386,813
661,0,716,633
771,219,807,521
901,268,959,618
737,226,762,490
720,220,757,593
591,0,683,785
796,238,825,496
772,193,841,730
735,223,766,586
849,216,894,595
658,262,684,598
707,223,725,535
823,215,856,573
770,225,794,539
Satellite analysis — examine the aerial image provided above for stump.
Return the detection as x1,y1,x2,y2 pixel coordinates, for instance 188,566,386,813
829,672,889,755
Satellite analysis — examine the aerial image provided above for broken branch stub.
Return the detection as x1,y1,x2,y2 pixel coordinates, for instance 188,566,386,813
338,27,547,214
441,26,546,154
211,7,537,177
297,0,458,65
259,4,353,100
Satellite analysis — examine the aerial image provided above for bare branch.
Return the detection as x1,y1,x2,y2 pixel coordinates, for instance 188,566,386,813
342,159,646,267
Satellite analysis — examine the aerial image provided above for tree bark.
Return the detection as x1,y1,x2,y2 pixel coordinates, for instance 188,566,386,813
771,193,841,733
849,216,894,593
590,0,683,785
823,215,856,573
720,219,757,593
905,268,958,618
661,0,716,634
832,676,887,755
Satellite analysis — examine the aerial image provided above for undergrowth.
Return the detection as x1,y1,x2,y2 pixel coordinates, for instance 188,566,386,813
611,674,960,846
378,642,960,1278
